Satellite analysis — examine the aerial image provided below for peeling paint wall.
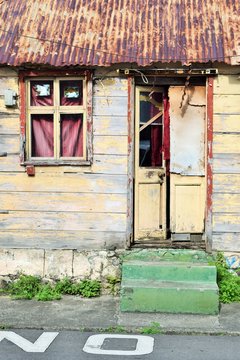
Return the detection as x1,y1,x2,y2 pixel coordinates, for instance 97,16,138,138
169,86,206,176
212,75,240,252
0,69,129,250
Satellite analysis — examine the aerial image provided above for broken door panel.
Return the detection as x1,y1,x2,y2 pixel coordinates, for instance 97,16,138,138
169,86,206,234
169,86,206,176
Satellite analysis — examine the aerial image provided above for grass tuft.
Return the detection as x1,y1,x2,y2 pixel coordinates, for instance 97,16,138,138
139,322,162,334
211,252,240,304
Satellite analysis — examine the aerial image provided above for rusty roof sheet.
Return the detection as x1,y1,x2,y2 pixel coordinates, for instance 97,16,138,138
0,0,239,67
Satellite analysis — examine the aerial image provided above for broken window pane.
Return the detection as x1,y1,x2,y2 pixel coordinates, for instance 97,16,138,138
30,81,53,106
139,91,163,167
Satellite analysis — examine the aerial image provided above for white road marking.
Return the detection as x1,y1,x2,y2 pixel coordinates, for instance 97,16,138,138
0,331,59,352
83,334,154,356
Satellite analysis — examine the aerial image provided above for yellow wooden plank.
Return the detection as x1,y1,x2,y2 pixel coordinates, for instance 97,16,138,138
0,230,126,249
213,134,240,153
94,135,128,155
214,75,240,95
0,135,19,153
213,154,240,174
213,174,240,193
0,211,126,231
13,155,128,175
214,95,240,113
0,155,24,172
93,116,128,136
213,213,240,232
93,97,128,116
212,233,240,252
92,155,128,174
213,193,240,213
0,116,19,135
213,114,240,133
0,192,127,213
0,99,19,114
93,78,128,97
0,173,127,193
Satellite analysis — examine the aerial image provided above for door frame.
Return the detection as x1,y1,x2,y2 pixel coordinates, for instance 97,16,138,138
126,76,214,250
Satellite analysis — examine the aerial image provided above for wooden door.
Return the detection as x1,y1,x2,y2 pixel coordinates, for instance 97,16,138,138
134,87,166,241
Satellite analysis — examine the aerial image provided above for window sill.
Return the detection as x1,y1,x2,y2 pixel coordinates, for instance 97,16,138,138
22,160,91,166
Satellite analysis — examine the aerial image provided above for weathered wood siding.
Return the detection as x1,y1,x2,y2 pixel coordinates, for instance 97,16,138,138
0,70,129,249
212,75,240,252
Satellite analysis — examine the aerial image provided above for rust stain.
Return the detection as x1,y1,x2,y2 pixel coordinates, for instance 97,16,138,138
0,0,239,67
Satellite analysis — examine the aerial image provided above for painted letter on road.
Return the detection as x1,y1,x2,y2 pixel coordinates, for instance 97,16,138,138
83,334,154,356
0,331,58,352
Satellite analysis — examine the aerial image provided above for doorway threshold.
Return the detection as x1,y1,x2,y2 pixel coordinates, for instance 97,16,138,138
132,239,206,250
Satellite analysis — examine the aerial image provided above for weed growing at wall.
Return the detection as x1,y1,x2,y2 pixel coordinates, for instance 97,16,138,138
213,253,240,303
55,278,101,297
35,284,62,301
1,275,102,301
10,275,41,300
106,276,121,295
55,278,75,295
104,325,126,333
77,280,101,298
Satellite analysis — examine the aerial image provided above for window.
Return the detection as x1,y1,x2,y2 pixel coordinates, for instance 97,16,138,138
138,90,163,167
20,72,92,165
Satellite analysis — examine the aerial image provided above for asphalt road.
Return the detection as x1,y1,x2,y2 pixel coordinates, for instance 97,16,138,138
0,329,239,360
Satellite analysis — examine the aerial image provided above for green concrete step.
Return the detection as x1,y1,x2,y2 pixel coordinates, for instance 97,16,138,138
122,249,214,263
120,279,219,314
122,261,217,283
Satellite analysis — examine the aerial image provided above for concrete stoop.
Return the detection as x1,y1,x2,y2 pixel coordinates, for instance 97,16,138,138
120,259,219,315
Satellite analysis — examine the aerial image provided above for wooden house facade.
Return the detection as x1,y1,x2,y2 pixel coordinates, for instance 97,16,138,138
0,0,239,278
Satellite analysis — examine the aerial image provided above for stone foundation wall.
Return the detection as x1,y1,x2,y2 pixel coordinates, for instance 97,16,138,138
0,249,124,288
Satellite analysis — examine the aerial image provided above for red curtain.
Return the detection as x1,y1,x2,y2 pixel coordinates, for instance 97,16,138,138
151,125,162,166
61,114,83,157
31,81,53,106
60,80,83,106
163,96,170,161
31,115,54,157
150,92,162,167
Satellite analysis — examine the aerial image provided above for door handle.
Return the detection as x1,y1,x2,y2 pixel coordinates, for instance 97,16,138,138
158,172,165,182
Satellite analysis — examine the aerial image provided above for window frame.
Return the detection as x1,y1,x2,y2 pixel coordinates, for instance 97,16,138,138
19,70,93,166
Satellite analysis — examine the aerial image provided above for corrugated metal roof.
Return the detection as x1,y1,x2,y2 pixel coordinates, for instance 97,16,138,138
0,0,239,67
